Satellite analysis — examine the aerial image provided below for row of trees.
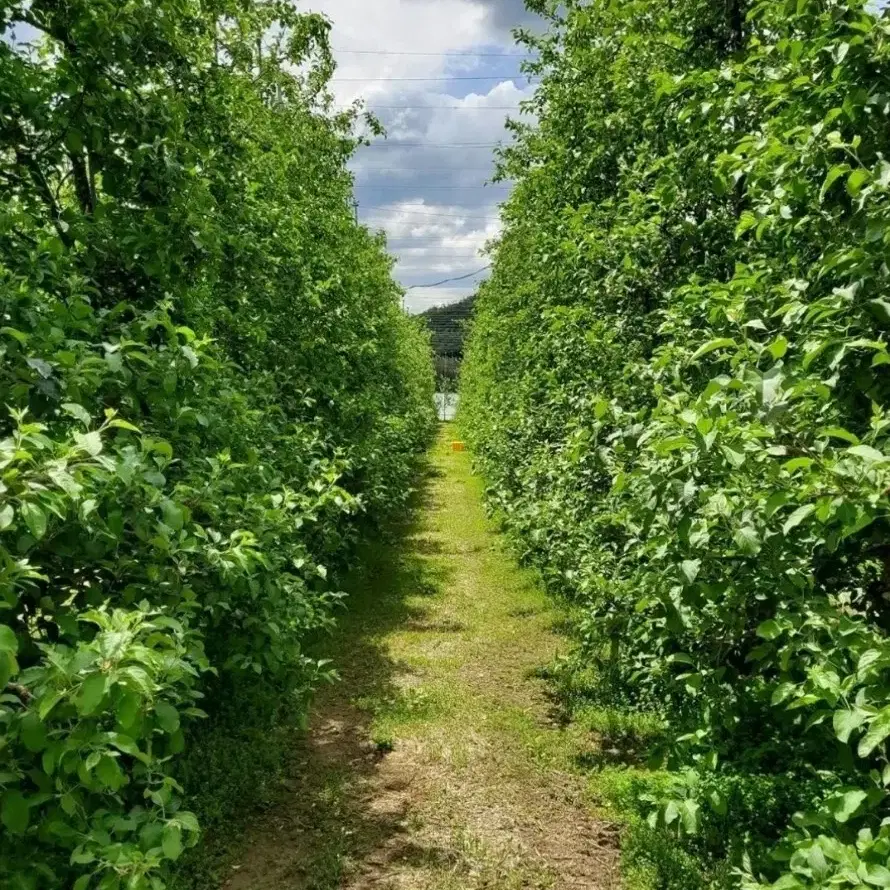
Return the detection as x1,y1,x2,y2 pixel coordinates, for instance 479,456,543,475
462,1,890,887
0,2,435,888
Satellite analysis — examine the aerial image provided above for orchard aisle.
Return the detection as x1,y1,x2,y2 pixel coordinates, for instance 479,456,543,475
220,426,619,890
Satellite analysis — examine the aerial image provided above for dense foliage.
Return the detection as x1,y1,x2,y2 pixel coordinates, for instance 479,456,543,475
0,2,435,888
462,1,890,887
422,295,476,360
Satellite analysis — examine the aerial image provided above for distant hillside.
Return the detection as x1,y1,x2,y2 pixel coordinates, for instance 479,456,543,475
421,295,476,358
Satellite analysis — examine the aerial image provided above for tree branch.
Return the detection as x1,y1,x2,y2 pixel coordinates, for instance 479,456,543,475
15,149,74,247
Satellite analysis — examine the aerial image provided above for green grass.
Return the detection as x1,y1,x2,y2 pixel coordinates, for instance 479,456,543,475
179,425,629,889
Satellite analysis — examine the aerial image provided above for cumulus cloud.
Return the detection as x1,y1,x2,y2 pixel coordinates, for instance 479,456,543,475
306,0,532,310
473,0,544,34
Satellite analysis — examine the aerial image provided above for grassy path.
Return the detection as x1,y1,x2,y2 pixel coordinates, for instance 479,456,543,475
221,426,619,890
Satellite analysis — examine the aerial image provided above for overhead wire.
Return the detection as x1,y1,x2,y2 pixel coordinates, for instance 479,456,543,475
334,47,521,295
337,49,534,58
356,185,508,190
344,105,525,110
407,265,492,289
352,166,502,172
331,75,534,82
360,206,500,221
358,141,502,147
391,242,489,248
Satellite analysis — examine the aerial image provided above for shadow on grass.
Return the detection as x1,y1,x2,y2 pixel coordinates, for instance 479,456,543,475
202,460,462,890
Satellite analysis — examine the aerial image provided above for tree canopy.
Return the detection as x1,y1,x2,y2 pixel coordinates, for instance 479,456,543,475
0,3,435,888
462,1,890,887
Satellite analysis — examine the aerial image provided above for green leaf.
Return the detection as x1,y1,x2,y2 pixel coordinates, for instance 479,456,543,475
1,791,30,834
0,504,13,531
691,338,736,361
74,431,103,457
160,500,184,531
20,502,47,541
37,691,65,720
721,444,746,469
861,863,890,887
735,210,759,238
176,811,200,833
868,298,890,326
847,168,870,197
783,457,814,473
765,491,790,518
116,691,140,729
155,701,180,734
848,445,888,464
767,336,788,360
62,403,92,425
858,649,884,675
0,625,18,654
0,326,29,344
817,426,860,445
826,789,867,823
833,708,867,744
0,651,18,689
680,799,700,834
667,653,695,666
95,755,124,791
680,559,700,584
734,526,761,556
77,673,107,716
771,682,797,706
757,619,782,641
858,707,890,757
707,790,727,816
109,418,141,433
20,712,47,753
783,504,815,536
820,164,850,200
107,733,140,756
162,823,183,860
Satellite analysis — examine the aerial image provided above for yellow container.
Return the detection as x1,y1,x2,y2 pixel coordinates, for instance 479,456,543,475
451,441,466,452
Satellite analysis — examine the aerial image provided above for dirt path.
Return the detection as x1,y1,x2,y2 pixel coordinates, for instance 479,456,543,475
220,426,620,890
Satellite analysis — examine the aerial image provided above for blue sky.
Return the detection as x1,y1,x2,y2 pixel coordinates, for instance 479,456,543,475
310,0,538,311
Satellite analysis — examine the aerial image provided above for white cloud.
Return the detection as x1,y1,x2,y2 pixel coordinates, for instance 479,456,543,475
304,0,535,310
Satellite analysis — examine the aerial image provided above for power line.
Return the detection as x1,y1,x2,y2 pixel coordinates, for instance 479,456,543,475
332,75,533,82
352,166,502,171
361,207,500,221
338,49,534,59
407,265,492,289
358,141,501,147
346,105,525,110
356,185,509,190
391,247,487,252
